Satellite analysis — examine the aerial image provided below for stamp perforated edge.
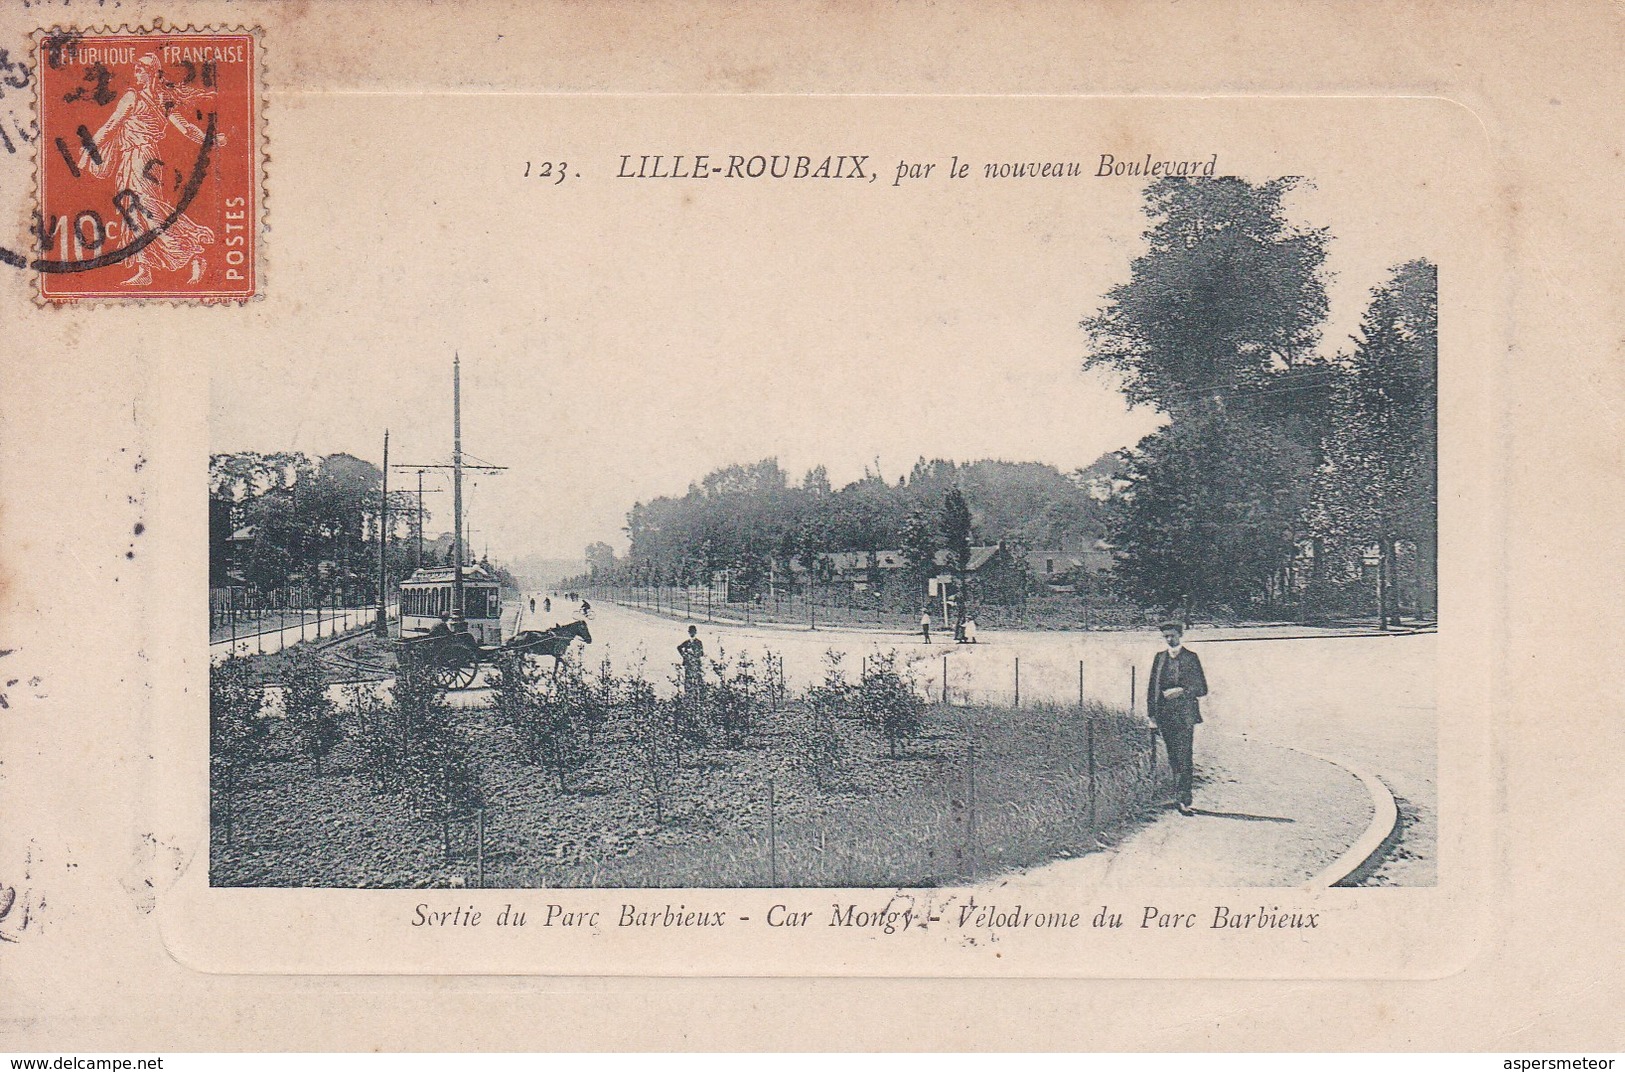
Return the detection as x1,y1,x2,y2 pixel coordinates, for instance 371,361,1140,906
28,22,266,307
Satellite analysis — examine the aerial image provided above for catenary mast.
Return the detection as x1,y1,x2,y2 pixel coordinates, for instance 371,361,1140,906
451,354,465,628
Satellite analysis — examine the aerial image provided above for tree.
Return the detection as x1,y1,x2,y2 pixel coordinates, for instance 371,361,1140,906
830,475,903,600
1109,413,1315,615
899,510,938,604
283,647,340,775
1082,176,1330,417
210,657,268,847
1320,259,1438,626
940,488,973,633
584,541,617,580
801,464,832,496
1080,176,1334,616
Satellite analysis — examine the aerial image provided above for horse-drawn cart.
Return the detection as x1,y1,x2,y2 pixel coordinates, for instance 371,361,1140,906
397,619,592,690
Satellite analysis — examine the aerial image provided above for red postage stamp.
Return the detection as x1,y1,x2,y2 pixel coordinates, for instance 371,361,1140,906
33,27,261,303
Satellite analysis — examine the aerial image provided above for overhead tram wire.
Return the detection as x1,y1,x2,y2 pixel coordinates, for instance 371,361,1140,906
392,356,508,627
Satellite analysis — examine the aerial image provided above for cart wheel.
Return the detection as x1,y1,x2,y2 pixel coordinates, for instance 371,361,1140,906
450,661,479,690
431,662,458,689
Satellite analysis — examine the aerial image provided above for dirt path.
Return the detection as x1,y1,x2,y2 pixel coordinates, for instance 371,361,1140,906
1002,732,1373,888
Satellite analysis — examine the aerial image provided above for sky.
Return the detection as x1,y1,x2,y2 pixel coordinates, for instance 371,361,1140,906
208,95,1469,563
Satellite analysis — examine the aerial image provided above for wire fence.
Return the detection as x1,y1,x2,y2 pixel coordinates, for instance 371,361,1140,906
210,647,1168,889
209,586,397,660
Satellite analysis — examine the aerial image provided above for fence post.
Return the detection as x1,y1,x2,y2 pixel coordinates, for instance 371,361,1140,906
1086,715,1097,825
966,737,977,873
1129,665,1136,716
1014,657,1020,709
229,587,237,647
768,778,778,886
942,654,949,706
476,807,486,889
225,766,236,847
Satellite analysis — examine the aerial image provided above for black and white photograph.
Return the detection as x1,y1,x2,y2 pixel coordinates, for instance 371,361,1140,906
207,100,1439,895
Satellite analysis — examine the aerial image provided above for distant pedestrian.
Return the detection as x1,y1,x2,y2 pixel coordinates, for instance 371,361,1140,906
678,625,705,716
920,609,932,644
1147,621,1208,815
529,597,536,613
964,617,977,644
543,597,551,613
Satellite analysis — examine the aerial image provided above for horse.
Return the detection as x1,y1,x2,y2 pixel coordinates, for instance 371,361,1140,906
504,618,592,674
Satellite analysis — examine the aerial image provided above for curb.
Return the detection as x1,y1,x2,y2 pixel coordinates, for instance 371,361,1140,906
1282,744,1401,888
1196,629,1436,643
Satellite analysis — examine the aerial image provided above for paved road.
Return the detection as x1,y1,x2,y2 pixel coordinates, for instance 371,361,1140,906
209,604,393,663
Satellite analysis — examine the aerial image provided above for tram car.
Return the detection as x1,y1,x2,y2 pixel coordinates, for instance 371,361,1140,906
398,564,505,645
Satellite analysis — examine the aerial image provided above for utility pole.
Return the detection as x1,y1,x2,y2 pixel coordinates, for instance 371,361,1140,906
375,428,390,637
392,355,505,633
388,469,443,569
416,470,428,566
452,354,465,628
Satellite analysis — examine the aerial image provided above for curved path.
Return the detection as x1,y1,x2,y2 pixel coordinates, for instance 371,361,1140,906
565,596,1435,886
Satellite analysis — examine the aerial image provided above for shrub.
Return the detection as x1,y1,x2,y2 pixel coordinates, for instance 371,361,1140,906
491,649,585,792
624,673,678,823
792,650,853,789
579,653,620,747
706,645,760,747
282,646,341,775
396,645,484,860
804,649,855,720
347,683,404,794
210,656,268,846
855,649,926,758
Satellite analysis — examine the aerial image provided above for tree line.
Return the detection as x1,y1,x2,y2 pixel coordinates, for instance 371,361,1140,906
578,175,1437,625
1085,177,1436,623
209,450,518,597
578,455,1119,604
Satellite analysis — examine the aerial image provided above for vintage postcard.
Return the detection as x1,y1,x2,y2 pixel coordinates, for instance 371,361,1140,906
0,0,1618,1053
180,93,1489,978
10,7,1501,982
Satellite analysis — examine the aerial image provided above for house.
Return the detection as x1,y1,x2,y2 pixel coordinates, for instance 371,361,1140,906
788,550,908,592
1025,542,1116,590
929,544,1027,607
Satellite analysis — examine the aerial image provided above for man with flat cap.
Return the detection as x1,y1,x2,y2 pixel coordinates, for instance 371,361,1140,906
1146,620,1208,815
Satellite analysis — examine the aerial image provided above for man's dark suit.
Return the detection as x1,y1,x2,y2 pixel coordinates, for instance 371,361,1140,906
1146,646,1208,807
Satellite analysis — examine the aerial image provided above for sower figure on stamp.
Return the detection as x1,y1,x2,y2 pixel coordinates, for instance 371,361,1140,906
77,53,224,287
1147,620,1208,815
677,625,705,724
